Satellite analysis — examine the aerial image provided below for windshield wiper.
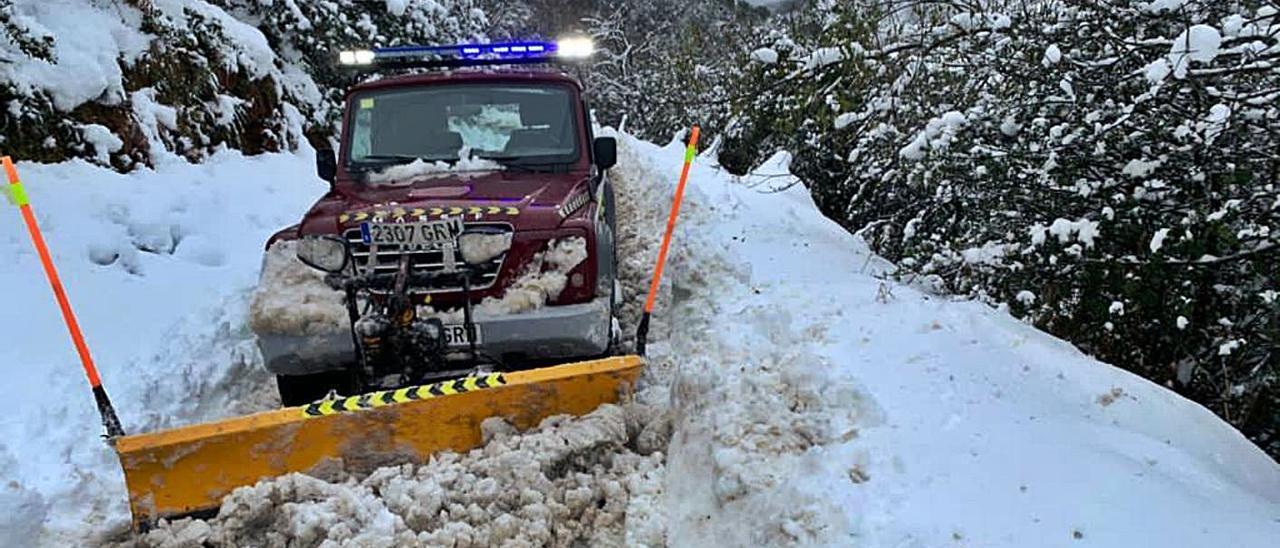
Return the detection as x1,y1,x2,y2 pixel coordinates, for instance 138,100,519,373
495,162,571,174
348,154,451,173
358,154,426,163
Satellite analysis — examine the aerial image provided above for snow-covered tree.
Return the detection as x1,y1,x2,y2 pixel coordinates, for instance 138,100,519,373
0,0,488,168
583,0,768,140
723,0,1280,456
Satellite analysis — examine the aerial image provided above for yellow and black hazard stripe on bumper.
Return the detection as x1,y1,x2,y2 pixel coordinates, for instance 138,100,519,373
302,373,508,418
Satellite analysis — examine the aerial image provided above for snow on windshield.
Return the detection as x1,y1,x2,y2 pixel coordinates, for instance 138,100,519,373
448,104,523,152
348,85,578,165
366,150,504,185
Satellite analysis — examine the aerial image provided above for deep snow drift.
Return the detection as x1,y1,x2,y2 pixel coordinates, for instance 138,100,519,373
1,134,1278,547
0,151,325,546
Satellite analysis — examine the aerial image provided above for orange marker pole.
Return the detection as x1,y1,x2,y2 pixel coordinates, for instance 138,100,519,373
3,156,124,438
636,126,700,356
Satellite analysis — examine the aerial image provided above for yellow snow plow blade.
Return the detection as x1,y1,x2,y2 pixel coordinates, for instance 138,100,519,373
114,355,643,525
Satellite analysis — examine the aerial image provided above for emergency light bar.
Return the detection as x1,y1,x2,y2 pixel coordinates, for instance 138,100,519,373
338,37,595,69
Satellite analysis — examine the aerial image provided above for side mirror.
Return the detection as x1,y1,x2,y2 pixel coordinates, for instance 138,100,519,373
316,148,337,183
593,137,617,170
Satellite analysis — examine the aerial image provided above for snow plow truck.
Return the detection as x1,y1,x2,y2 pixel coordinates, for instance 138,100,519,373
257,39,625,406
78,39,699,525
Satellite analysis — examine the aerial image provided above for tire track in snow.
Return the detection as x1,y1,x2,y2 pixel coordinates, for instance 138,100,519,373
118,134,874,547
118,134,684,547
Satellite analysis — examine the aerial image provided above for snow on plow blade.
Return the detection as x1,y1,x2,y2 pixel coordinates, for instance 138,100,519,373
114,356,644,525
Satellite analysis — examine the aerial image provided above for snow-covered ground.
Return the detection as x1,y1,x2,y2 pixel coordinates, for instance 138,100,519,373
0,151,326,545
1,134,1278,546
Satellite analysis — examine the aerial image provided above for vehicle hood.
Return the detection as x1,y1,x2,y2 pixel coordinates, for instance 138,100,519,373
301,169,592,235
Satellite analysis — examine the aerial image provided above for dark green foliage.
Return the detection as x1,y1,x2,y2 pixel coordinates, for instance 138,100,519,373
720,0,1280,457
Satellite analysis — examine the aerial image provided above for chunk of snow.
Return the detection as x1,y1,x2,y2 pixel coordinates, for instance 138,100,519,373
1176,316,1190,330
368,156,504,185
999,116,1022,136
1146,0,1187,13
1222,14,1246,37
1016,290,1036,305
79,124,123,164
1076,219,1099,247
1200,104,1232,143
961,242,1014,265
1144,59,1172,83
385,0,410,16
1043,44,1063,66
900,111,967,160
1029,223,1047,246
1045,218,1099,248
750,48,779,64
834,112,857,130
804,47,844,69
459,232,512,265
1122,159,1160,178
1150,228,1171,253
1168,25,1223,79
1109,301,1125,316
1218,339,1244,356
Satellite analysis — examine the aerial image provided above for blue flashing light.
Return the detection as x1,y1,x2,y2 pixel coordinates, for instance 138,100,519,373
372,41,559,61
339,39,593,69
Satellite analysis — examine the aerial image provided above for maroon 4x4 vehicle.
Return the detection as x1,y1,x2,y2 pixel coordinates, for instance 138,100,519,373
253,56,620,405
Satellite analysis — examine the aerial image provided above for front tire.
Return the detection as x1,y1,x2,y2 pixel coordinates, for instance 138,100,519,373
276,371,353,407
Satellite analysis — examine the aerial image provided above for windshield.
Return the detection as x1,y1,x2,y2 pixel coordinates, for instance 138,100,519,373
346,83,580,169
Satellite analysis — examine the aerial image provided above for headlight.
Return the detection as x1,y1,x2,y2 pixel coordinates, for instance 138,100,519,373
458,230,512,265
555,36,595,59
338,49,375,65
295,235,349,273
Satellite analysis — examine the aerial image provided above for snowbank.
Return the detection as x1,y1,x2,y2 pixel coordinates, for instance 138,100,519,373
629,135,1280,546
0,151,325,544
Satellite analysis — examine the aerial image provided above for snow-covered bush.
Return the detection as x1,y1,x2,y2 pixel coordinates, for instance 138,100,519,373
723,0,1280,457
0,0,487,169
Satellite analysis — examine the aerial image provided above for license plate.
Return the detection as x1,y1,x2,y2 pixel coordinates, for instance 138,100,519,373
360,218,464,249
443,324,482,347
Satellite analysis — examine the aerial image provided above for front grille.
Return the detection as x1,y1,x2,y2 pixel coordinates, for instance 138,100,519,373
343,224,508,293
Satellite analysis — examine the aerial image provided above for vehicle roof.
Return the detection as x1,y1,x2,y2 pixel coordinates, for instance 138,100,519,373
349,67,584,94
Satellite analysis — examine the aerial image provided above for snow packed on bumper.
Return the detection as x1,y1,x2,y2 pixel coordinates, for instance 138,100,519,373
248,240,349,336
420,236,589,321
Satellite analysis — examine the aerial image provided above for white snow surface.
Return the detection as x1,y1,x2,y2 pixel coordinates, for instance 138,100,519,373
1,134,1277,546
749,47,780,64
0,0,151,110
0,150,326,545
